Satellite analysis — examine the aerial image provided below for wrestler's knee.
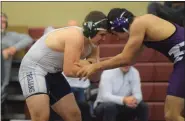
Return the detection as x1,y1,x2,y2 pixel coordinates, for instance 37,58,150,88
165,95,185,121
165,110,183,121
28,102,49,121
31,109,50,121
66,107,81,121
26,94,50,121
165,111,173,121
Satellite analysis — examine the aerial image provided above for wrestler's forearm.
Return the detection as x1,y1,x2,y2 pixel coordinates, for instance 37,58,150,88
97,53,131,70
96,45,144,70
71,65,85,77
63,65,81,78
86,58,97,64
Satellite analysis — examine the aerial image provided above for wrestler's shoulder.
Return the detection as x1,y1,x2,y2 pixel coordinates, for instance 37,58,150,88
134,14,157,24
64,26,83,33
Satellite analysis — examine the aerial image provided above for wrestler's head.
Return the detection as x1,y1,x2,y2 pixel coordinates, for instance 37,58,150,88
83,11,108,47
107,8,135,40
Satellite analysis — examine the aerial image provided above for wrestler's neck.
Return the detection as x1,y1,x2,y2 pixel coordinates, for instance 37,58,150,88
127,16,139,33
84,37,90,46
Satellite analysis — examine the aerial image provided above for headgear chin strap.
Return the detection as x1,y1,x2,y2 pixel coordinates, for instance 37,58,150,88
83,18,107,39
109,12,129,33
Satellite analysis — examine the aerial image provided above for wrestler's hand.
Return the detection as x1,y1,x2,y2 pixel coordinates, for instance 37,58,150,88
79,60,91,66
76,63,100,80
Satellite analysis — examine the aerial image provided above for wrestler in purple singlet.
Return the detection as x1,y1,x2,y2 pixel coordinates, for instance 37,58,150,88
143,23,185,98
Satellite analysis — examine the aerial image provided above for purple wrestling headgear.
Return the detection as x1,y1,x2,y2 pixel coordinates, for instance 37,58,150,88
109,11,129,33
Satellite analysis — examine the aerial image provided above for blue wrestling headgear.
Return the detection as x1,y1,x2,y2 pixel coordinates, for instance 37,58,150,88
83,18,108,39
109,12,129,33
108,8,134,33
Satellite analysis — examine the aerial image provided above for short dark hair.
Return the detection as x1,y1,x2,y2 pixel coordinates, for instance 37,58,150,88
84,11,106,22
107,8,135,31
108,8,134,23
84,11,108,29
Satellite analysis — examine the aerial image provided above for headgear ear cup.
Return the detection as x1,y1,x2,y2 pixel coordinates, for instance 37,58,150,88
83,22,92,39
83,21,97,39
120,11,129,32
83,18,107,39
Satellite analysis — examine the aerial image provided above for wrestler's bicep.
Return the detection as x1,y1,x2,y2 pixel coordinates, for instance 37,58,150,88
121,20,146,63
63,34,84,75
